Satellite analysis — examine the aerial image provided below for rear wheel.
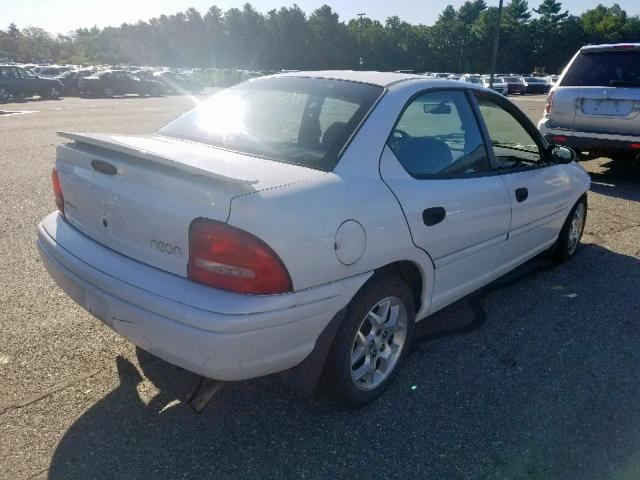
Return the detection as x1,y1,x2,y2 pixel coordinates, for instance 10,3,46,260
102,87,114,98
0,87,9,102
325,274,415,405
553,196,587,262
42,86,60,99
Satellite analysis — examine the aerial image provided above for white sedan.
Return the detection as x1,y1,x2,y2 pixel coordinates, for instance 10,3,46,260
38,71,590,404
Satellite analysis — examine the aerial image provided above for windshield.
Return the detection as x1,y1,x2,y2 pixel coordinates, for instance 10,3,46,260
159,76,383,171
561,50,640,87
467,77,482,84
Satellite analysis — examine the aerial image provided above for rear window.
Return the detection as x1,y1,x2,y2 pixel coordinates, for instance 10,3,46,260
561,50,640,87
158,76,383,171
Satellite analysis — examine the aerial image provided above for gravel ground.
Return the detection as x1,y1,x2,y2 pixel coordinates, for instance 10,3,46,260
1,93,639,480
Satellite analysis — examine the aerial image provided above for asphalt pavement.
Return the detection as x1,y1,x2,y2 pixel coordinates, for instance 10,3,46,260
1,93,639,480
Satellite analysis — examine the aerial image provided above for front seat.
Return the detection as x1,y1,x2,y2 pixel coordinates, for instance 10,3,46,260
397,137,453,176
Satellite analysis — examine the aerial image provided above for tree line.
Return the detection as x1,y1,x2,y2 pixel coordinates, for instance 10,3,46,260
1,1,639,74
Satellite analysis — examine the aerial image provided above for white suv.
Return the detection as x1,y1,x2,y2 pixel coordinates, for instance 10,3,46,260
539,43,640,161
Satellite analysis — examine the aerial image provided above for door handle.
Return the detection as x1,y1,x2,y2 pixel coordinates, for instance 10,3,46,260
423,207,446,226
515,187,528,203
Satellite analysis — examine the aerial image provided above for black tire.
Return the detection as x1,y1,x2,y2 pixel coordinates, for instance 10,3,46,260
325,273,415,405
41,86,60,99
553,195,587,262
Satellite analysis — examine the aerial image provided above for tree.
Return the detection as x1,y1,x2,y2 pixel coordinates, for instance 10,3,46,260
534,0,569,24
504,0,532,26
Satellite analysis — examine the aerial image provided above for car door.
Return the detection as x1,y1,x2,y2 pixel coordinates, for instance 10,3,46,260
472,91,572,274
6,67,26,95
380,89,512,311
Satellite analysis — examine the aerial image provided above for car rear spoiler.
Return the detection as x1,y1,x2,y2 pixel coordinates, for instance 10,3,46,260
57,131,259,185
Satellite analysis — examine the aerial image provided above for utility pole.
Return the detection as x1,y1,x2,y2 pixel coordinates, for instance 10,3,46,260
357,12,366,69
489,0,504,88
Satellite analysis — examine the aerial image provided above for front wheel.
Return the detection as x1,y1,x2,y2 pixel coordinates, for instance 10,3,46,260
325,274,415,405
554,196,587,262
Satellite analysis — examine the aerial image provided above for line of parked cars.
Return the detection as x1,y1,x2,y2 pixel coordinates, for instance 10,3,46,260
0,63,204,102
423,72,555,96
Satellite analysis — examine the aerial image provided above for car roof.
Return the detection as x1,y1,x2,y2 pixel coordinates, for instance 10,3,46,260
581,43,640,52
275,70,422,87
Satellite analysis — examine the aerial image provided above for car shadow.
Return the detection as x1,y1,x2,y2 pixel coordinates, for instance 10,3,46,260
48,244,640,480
587,158,640,203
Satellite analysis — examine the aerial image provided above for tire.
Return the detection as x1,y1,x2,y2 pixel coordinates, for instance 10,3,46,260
325,273,415,405
42,86,60,99
553,196,587,262
102,87,114,98
0,87,9,103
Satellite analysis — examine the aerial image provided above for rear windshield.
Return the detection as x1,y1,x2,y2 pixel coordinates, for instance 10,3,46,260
561,50,640,87
158,76,383,171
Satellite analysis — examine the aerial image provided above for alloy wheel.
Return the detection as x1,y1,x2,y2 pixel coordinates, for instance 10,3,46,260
567,202,585,255
350,296,408,391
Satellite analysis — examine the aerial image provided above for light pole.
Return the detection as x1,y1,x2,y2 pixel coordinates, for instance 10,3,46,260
357,12,366,69
489,0,504,88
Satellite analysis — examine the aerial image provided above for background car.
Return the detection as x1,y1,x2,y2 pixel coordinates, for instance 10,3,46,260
460,74,483,85
522,76,551,94
481,75,508,95
153,71,202,94
539,42,640,161
502,76,526,95
33,65,72,78
55,69,95,95
79,70,164,97
0,65,62,101
40,72,589,405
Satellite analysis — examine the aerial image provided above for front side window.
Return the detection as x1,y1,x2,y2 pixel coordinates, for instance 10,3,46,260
387,90,490,177
475,94,544,169
159,77,383,171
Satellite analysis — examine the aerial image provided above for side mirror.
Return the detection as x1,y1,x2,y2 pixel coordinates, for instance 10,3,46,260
550,145,576,164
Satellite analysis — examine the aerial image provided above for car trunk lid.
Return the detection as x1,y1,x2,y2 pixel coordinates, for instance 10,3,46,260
55,132,323,277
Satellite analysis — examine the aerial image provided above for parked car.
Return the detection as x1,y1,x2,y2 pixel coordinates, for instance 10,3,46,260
481,75,508,95
460,74,483,85
153,71,202,94
78,70,164,97
55,69,95,95
33,65,72,78
522,76,551,94
502,76,526,95
0,65,63,102
38,72,589,404
544,75,559,86
539,43,640,161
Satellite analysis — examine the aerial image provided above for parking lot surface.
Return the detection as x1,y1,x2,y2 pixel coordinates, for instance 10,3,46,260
1,93,639,480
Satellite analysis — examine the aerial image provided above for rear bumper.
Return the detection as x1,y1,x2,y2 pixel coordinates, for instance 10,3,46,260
37,212,371,380
538,119,640,154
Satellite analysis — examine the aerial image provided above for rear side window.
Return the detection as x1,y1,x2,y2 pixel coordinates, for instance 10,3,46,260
562,51,640,87
387,90,490,178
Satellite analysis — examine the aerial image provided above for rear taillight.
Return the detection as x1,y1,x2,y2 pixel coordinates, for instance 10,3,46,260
51,166,64,216
187,218,292,295
545,90,555,115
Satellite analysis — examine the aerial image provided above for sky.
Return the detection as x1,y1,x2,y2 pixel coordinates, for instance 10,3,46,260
3,0,639,34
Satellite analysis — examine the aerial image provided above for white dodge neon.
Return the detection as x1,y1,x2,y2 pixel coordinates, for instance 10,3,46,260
38,71,590,404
